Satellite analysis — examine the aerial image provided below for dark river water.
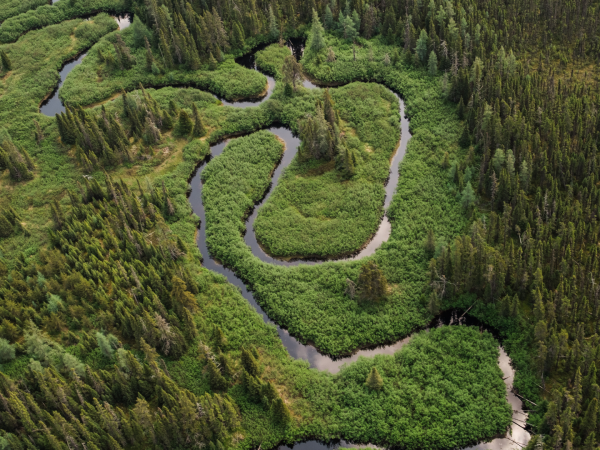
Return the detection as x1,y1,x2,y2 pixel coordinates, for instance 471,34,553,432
35,22,530,447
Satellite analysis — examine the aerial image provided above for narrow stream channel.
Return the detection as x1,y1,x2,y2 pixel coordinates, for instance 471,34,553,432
39,14,132,116
187,43,531,449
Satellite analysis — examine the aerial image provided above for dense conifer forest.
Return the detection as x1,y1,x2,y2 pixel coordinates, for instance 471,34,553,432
0,0,599,448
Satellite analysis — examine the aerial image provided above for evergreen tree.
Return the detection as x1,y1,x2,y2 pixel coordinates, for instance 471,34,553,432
207,358,228,390
208,52,218,70
282,54,303,90
351,9,360,31
144,37,155,72
340,14,358,41
461,182,476,210
34,120,44,145
425,229,436,255
0,50,11,71
268,6,279,40
428,50,438,75
241,347,259,376
192,103,206,138
232,22,245,49
272,397,292,425
0,214,12,238
358,261,388,301
365,367,383,390
415,29,429,63
175,110,194,137
308,9,326,55
336,144,357,178
324,5,334,30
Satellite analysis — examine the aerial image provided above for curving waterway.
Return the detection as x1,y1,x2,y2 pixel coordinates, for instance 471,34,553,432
38,24,529,447
39,14,132,116
187,43,531,449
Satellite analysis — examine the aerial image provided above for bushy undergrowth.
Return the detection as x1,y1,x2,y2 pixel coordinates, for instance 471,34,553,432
202,131,285,221
255,43,292,78
254,81,399,258
0,0,127,43
60,25,268,106
331,326,511,448
0,0,48,24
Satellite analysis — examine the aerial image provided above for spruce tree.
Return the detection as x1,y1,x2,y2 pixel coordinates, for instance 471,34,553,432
0,214,13,238
425,229,435,255
428,50,438,75
213,326,227,349
272,397,292,425
191,104,206,137
358,261,388,301
241,347,259,376
308,9,326,54
144,37,155,72
208,52,218,70
268,6,278,40
34,120,44,145
460,182,476,210
324,5,334,29
282,55,303,90
175,110,193,137
207,358,228,390
0,50,11,71
415,29,429,63
365,367,383,390
233,22,245,49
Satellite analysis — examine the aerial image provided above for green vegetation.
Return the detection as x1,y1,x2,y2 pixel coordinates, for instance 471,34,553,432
0,0,128,43
331,326,511,448
254,81,399,258
255,44,292,78
60,24,268,106
0,0,48,24
1,0,599,447
0,14,118,261
198,40,466,356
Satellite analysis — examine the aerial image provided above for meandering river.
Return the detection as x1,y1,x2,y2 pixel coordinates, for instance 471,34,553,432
38,26,530,447
186,43,531,449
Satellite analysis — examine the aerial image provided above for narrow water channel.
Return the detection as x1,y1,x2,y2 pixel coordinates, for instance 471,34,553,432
187,43,531,449
39,14,132,116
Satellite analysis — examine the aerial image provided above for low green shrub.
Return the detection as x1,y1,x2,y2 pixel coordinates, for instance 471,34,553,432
0,0,48,24
0,0,127,43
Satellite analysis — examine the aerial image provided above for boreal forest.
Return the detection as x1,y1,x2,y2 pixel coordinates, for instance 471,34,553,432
0,0,599,448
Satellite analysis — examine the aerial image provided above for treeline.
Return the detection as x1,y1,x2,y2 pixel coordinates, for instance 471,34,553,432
56,85,205,169
424,0,600,448
128,0,598,77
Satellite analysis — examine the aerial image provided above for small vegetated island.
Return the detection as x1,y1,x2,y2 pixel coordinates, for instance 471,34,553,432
0,0,598,449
